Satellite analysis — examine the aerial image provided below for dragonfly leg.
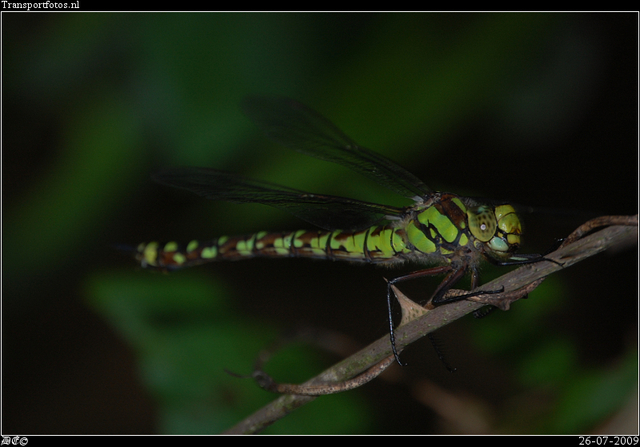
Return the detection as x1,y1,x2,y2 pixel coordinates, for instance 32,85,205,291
430,266,506,306
472,305,497,319
386,266,456,365
386,265,504,365
429,267,469,306
427,333,457,373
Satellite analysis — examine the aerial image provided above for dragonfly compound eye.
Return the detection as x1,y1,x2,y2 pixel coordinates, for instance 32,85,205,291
467,206,497,242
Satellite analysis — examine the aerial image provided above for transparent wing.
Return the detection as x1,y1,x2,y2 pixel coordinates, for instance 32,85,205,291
152,167,405,231
241,95,431,200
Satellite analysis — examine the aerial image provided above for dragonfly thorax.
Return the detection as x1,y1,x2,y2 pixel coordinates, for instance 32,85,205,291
401,193,521,265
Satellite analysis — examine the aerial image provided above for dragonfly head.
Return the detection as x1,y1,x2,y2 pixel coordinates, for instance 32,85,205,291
467,204,522,258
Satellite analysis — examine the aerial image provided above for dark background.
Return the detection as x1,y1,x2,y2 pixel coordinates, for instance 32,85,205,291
3,12,637,434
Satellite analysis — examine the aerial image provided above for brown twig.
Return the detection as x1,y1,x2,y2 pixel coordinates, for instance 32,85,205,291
223,216,637,434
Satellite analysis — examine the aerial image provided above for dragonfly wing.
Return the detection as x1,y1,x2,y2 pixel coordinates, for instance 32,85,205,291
241,96,432,200
152,167,404,231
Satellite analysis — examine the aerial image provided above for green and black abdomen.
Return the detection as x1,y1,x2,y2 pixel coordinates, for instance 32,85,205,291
136,226,414,271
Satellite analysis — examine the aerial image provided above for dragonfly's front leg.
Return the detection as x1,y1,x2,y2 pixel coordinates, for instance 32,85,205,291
386,265,459,365
386,265,503,365
430,266,503,319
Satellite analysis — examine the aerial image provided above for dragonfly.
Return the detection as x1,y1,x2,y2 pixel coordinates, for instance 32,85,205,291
136,96,552,365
